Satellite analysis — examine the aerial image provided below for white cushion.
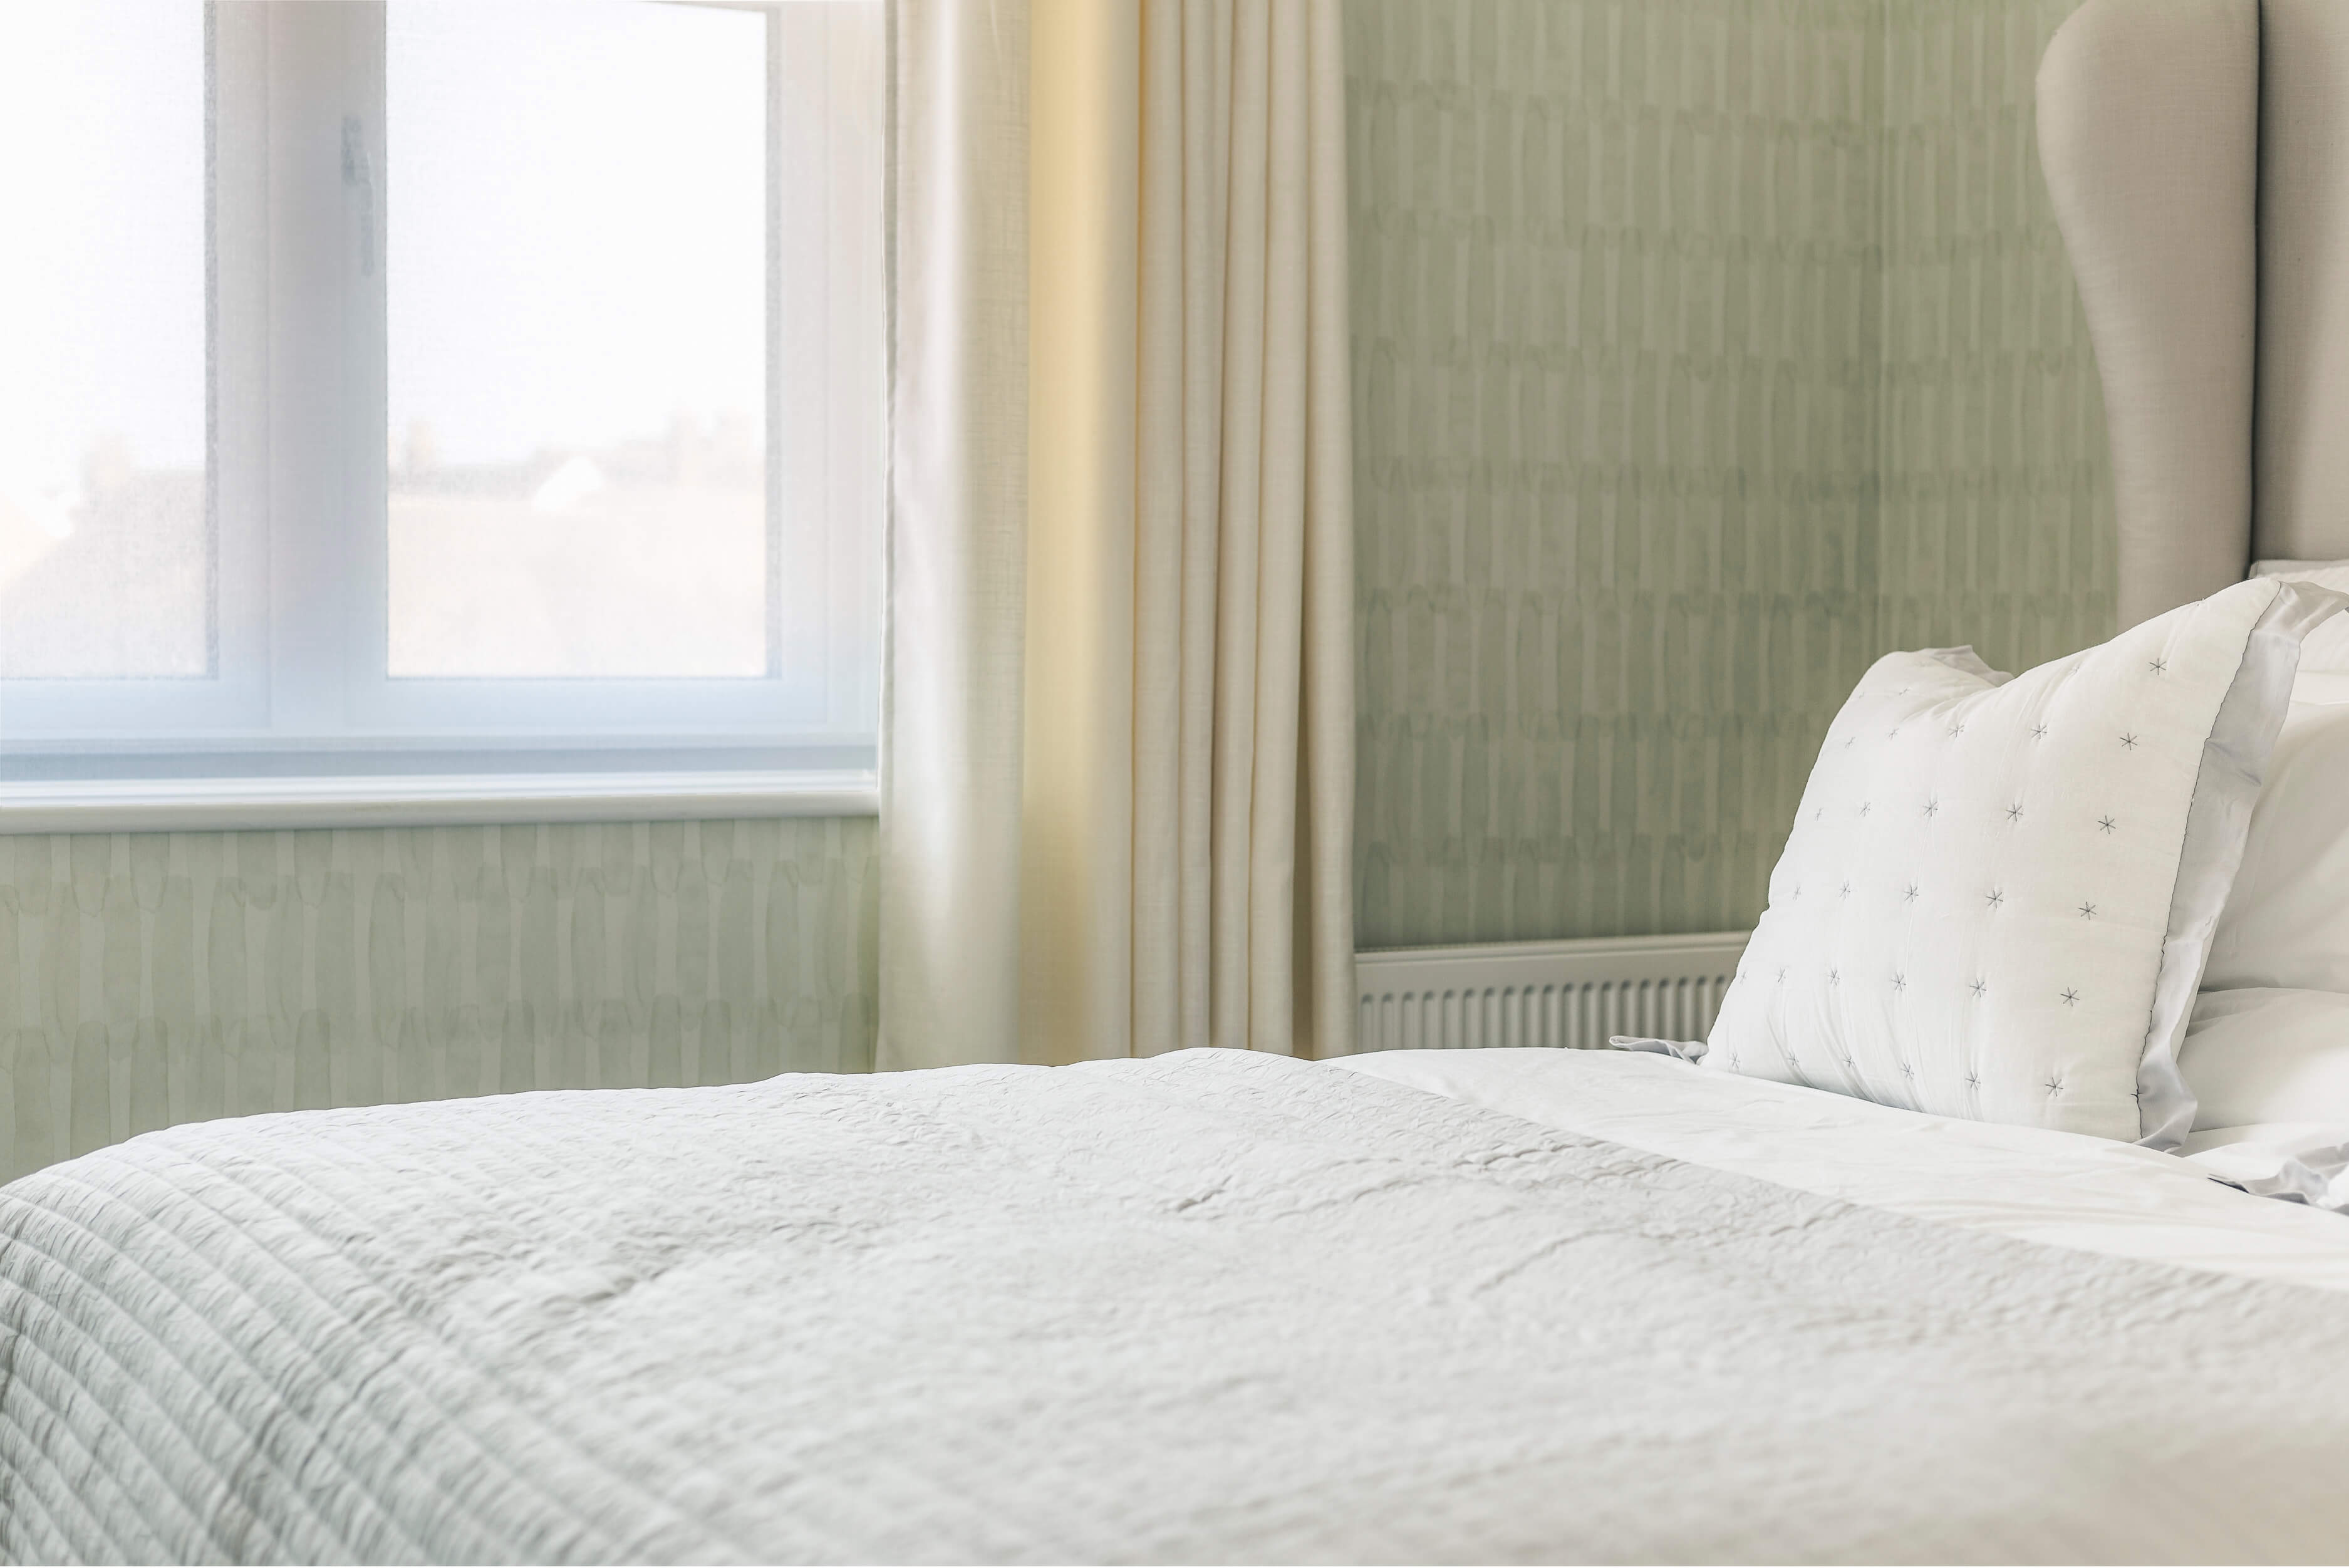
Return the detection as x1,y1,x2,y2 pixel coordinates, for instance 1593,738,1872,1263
2186,613,2349,1136
2204,692,2349,994
2164,571,2349,1173
1705,578,2344,1145
2181,987,2349,1130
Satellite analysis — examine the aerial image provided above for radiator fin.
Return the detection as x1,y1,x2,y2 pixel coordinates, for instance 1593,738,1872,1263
1353,932,1750,1055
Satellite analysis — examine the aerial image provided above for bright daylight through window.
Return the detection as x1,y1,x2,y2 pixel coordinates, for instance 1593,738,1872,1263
0,0,881,824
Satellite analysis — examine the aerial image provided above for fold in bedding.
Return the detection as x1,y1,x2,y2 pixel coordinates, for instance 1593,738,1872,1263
1336,1046,2349,1291
9,1049,2349,1563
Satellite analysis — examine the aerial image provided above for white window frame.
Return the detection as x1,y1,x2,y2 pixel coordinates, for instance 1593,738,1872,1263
0,0,881,830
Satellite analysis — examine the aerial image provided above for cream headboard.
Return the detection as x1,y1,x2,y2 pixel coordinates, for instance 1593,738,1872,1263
2040,0,2349,626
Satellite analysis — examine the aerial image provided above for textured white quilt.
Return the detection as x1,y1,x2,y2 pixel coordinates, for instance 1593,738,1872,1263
9,1049,2349,1563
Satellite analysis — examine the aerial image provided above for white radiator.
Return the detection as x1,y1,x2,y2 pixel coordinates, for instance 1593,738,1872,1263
1352,931,1750,1054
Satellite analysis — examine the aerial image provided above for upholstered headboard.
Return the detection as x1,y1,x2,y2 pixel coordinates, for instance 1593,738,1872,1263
2039,0,2349,626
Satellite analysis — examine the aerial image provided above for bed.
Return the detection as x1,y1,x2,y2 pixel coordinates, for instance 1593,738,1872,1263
16,1048,2349,1564
15,0,2349,1560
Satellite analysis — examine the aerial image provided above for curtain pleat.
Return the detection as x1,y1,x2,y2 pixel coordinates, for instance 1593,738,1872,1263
881,0,1352,1069
1174,0,1233,1060
1152,0,1353,1058
1299,0,1356,1061
1131,0,1188,1060
1022,0,1139,1067
876,0,1031,1071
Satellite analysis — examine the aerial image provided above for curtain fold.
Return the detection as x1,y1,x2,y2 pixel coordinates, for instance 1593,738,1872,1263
880,0,1352,1071
876,0,1031,1070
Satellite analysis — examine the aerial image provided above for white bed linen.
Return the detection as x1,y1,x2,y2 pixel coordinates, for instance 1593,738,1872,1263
1334,1046,2349,1292
2182,1123,2349,1208
18,1049,2349,1560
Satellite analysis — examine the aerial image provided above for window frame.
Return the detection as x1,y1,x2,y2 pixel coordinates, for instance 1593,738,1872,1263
0,0,881,826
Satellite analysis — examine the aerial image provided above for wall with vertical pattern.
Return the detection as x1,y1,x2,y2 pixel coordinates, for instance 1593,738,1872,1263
1347,0,1887,947
0,818,875,1182
1347,0,2112,950
1876,0,2113,673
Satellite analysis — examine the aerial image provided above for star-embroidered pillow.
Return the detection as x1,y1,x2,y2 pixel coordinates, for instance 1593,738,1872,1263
1706,578,2346,1145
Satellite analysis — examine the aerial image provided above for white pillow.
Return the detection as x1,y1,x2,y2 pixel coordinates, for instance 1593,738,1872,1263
2165,565,2349,1163
2204,694,2349,993
2185,635,2349,1133
2180,987,2349,1129
1705,578,2345,1146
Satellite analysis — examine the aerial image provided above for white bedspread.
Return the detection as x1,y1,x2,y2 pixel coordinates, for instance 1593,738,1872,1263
1335,1047,2349,1290
11,1049,2349,1562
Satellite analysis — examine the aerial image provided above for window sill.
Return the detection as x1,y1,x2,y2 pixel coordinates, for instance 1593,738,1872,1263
0,769,879,834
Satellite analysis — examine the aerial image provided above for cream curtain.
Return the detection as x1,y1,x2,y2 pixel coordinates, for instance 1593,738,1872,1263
879,0,1353,1069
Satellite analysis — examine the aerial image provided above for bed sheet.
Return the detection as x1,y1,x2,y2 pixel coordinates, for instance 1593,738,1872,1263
1333,1046,2349,1290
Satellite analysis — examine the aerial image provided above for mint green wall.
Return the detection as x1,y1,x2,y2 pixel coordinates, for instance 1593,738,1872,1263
1877,0,2113,670
0,818,876,1181
1348,0,2113,950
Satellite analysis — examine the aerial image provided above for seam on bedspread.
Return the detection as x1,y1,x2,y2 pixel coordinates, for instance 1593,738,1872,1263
130,1134,769,1562
0,1210,322,1562
0,1417,78,1567
0,1450,75,1567
6,1165,601,1562
0,1350,126,1565
0,1325,172,1563
0,1187,405,1561
18,1128,755,1562
0,1203,386,1562
7,1156,637,1560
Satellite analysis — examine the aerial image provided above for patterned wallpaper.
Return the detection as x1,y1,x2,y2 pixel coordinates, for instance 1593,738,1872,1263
1347,0,2113,950
0,818,876,1183
1877,0,2113,673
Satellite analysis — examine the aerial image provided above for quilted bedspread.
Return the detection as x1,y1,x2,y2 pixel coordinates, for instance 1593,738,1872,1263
8,1049,2349,1564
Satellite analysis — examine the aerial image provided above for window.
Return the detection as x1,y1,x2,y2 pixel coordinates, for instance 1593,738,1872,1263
0,0,881,824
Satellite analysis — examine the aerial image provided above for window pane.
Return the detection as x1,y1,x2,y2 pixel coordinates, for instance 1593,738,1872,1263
387,1,767,679
0,1,209,679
